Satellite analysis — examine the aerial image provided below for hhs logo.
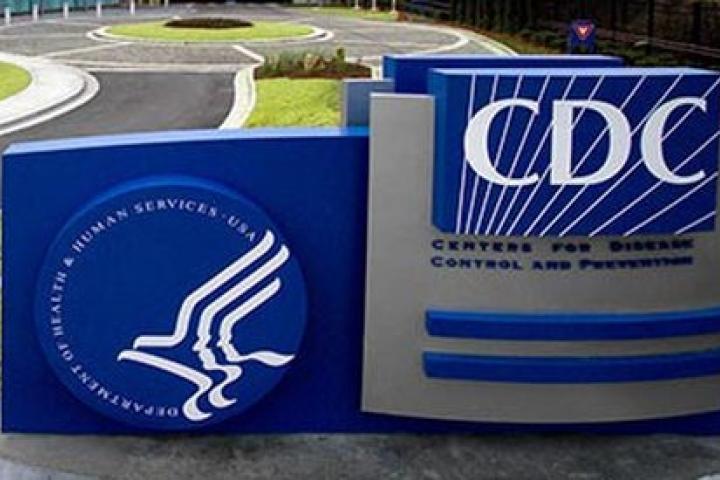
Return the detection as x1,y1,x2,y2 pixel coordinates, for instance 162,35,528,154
117,230,296,423
34,178,307,430
430,69,720,236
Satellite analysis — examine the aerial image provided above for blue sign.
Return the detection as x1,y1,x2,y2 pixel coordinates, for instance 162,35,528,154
34,176,307,430
382,54,622,94
3,129,382,434
6,55,720,435
430,68,720,236
569,20,597,53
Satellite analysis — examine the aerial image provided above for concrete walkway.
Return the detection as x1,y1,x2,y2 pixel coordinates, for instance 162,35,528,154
2,432,720,479
0,52,98,136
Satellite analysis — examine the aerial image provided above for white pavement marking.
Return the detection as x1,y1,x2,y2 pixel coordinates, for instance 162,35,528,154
68,60,251,73
233,44,265,64
43,40,131,58
250,28,335,45
0,52,99,136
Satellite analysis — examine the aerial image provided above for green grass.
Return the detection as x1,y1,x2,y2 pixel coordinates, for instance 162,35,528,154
298,6,398,22
107,20,314,42
246,78,340,128
0,62,30,101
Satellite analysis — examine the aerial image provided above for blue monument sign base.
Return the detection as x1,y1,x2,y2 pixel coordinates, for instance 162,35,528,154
3,129,375,434
4,54,720,434
2,128,720,435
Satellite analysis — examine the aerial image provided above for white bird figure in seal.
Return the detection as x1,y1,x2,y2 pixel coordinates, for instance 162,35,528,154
117,230,295,422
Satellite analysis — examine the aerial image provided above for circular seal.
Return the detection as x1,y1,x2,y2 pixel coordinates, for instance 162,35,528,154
34,176,307,430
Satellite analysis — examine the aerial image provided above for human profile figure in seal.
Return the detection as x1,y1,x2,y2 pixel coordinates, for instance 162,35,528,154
118,230,295,422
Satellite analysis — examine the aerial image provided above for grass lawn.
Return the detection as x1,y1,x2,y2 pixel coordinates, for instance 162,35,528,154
0,62,31,101
298,6,398,22
246,78,340,128
108,20,314,42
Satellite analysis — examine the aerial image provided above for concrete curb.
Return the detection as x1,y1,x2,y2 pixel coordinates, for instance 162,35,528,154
0,53,99,137
219,66,259,129
89,24,330,45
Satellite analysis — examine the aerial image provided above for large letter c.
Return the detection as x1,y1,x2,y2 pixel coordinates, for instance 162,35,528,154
464,99,539,186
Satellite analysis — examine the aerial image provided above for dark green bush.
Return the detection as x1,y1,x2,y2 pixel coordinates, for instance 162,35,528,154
517,29,534,41
547,36,566,50
634,55,664,66
256,48,371,80
165,17,253,29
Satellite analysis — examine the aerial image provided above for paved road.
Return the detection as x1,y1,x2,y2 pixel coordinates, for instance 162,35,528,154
0,71,234,152
0,4,481,69
0,3,496,149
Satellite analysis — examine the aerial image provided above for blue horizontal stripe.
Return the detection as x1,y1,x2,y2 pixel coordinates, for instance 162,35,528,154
426,307,720,341
423,349,720,383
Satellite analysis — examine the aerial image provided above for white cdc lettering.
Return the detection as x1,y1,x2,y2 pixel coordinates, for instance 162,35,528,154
464,97,707,186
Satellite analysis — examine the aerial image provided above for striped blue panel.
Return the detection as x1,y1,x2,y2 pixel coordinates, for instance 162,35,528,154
430,67,720,236
426,307,720,341
423,349,720,383
381,54,622,94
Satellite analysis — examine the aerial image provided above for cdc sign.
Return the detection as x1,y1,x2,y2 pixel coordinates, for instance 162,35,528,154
5,55,720,434
431,68,720,236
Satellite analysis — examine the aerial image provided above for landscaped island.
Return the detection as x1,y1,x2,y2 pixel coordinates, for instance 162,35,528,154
246,78,340,128
247,49,371,128
108,18,315,42
0,61,30,101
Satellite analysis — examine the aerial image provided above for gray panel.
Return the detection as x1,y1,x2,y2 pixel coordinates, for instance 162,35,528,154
341,79,394,127
362,93,720,423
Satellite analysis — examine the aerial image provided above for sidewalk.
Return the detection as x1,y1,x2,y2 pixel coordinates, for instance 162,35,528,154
0,52,98,136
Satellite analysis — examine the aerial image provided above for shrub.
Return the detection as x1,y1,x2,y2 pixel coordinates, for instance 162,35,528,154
547,36,566,50
530,31,546,44
164,17,253,29
634,55,664,66
517,29,534,41
256,48,371,80
542,31,558,44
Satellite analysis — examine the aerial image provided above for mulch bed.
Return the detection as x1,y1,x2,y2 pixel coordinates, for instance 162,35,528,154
165,18,254,29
